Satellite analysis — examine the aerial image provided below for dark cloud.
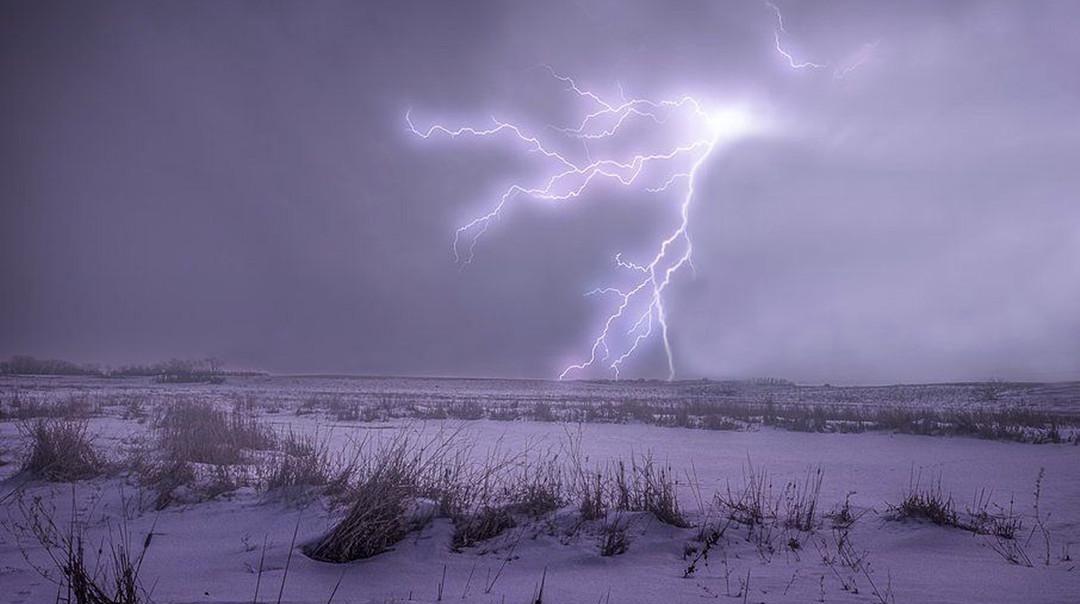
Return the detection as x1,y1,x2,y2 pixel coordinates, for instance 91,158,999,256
1,1,1077,382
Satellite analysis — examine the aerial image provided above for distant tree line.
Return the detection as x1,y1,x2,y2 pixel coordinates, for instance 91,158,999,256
0,355,102,376
0,355,264,383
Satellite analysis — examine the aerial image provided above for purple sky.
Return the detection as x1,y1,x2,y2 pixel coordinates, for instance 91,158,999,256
2,1,1078,383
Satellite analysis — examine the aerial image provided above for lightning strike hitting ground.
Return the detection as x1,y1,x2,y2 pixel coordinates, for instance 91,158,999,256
407,8,868,381
407,71,758,380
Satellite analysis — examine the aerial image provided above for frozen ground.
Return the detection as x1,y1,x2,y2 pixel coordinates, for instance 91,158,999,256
0,377,1078,603
5,374,1080,413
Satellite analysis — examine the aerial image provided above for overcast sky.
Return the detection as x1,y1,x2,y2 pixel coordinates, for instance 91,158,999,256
2,0,1078,383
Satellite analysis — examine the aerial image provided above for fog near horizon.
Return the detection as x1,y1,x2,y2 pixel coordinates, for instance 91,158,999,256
2,1,1078,384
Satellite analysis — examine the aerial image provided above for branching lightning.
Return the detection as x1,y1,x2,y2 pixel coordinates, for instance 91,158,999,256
407,72,757,380
406,5,872,381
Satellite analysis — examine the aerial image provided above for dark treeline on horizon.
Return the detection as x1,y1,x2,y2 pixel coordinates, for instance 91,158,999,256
0,355,265,382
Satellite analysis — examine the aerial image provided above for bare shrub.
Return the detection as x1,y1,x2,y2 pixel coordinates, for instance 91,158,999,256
18,419,106,481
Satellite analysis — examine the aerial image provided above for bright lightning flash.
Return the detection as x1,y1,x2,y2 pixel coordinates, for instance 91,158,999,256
407,72,761,380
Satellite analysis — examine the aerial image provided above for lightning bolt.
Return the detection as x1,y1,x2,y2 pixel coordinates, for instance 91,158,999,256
766,1,827,70
407,8,872,381
408,70,757,380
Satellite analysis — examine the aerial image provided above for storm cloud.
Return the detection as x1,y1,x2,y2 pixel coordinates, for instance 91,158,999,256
2,0,1078,382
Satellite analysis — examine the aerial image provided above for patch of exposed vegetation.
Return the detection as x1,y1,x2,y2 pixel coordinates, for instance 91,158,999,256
18,419,107,481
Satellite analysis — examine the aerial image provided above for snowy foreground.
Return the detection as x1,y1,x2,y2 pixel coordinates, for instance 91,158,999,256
0,379,1078,603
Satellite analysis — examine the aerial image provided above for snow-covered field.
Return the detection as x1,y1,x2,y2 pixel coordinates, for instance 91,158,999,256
5,374,1079,413
1,376,1078,603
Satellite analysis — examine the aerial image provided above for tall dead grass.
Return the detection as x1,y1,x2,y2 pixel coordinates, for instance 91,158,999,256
13,492,153,604
304,428,456,561
134,400,277,508
261,428,354,501
18,419,106,481
155,400,276,466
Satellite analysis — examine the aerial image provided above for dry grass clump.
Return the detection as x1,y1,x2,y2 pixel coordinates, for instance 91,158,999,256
135,456,249,510
155,400,276,466
18,419,106,481
131,400,275,508
507,454,565,518
563,430,685,527
307,428,567,560
826,492,865,529
267,429,332,485
328,398,362,422
443,447,565,550
715,461,784,556
568,458,686,527
711,461,826,559
885,469,1040,569
576,469,607,521
447,450,566,550
716,461,777,528
261,429,355,502
7,395,98,420
966,488,1023,539
14,493,152,604
783,467,823,532
717,462,824,533
886,474,959,528
302,432,432,566
138,459,197,510
597,513,631,556
452,505,517,551
305,470,412,561
612,456,687,527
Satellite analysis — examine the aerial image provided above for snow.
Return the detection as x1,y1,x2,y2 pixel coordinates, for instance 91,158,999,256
1,378,1078,603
